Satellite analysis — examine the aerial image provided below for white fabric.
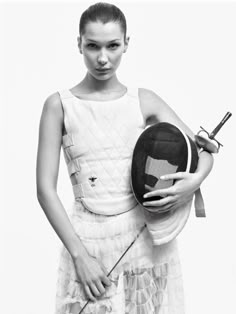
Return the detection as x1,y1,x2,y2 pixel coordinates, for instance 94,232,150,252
55,87,185,314
60,87,145,215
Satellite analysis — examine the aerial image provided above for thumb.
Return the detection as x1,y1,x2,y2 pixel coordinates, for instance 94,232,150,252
96,258,109,276
160,172,185,181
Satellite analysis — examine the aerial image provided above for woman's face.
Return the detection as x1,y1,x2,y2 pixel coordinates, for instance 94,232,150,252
78,21,129,81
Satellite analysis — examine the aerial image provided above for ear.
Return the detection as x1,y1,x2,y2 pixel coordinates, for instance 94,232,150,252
123,36,130,53
77,36,82,54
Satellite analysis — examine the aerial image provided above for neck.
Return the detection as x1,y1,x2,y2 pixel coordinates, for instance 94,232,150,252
80,72,124,93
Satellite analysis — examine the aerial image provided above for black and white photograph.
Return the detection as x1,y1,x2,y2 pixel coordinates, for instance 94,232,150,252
2,0,236,313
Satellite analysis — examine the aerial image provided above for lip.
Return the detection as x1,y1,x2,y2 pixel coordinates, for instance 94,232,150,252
96,68,111,72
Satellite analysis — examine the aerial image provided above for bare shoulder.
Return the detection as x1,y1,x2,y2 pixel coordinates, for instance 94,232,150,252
42,92,63,116
138,87,166,106
138,87,168,123
138,88,193,136
39,91,64,138
139,87,158,99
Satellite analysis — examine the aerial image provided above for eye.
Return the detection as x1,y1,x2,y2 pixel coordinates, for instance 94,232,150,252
87,43,98,49
108,43,120,49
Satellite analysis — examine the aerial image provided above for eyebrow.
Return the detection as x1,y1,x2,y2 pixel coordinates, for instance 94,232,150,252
86,39,121,43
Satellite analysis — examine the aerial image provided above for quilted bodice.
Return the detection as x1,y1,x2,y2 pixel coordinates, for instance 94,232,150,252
58,87,146,215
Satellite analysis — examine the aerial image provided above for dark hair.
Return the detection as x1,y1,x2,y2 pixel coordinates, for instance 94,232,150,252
79,2,127,39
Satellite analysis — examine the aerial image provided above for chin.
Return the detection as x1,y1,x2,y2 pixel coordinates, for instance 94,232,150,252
95,76,112,81
91,71,115,81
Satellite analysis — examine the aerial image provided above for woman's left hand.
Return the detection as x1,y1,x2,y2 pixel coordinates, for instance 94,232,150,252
142,172,203,212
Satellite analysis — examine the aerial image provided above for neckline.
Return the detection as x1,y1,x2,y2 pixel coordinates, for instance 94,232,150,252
68,86,128,103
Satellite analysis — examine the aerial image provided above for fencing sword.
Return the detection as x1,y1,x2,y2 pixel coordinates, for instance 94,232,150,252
78,112,232,313
78,224,147,314
194,111,232,153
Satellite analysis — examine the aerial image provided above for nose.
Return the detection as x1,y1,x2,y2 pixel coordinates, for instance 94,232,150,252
97,49,108,65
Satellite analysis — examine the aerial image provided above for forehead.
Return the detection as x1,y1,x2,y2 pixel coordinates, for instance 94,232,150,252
82,21,124,42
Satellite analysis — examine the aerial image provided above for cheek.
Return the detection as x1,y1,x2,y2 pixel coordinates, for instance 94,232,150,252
112,49,124,64
83,52,95,67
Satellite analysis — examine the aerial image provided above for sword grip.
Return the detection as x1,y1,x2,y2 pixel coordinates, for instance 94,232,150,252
209,111,232,139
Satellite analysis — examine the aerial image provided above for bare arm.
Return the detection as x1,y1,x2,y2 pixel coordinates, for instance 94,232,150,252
139,88,213,208
36,93,111,300
139,88,214,181
36,92,87,259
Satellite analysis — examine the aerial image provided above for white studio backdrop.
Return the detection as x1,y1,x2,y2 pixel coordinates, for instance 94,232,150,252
1,1,236,313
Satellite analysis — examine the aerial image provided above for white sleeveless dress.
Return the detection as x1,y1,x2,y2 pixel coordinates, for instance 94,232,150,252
55,87,185,314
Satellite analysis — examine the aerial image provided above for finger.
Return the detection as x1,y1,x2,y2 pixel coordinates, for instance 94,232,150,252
145,204,175,214
145,206,172,214
160,172,186,181
143,196,174,207
99,263,109,276
146,202,179,214
95,280,106,295
84,285,96,302
155,203,176,213
90,282,101,297
144,186,176,199
96,262,111,286
101,275,111,287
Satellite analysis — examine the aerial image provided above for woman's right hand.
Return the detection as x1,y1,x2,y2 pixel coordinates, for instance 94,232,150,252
72,253,111,302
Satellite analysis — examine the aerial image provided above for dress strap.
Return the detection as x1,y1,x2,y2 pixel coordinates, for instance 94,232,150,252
57,89,73,100
127,86,139,99
57,89,74,136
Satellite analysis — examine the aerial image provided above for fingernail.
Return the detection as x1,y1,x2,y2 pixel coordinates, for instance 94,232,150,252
160,175,165,180
143,194,148,198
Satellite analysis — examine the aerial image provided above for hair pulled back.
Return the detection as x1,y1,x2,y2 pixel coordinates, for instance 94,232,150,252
79,2,127,39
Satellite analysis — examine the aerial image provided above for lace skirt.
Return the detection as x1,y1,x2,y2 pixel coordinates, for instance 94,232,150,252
55,201,185,314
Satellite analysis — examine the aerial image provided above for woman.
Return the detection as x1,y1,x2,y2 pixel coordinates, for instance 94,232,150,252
36,2,213,314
